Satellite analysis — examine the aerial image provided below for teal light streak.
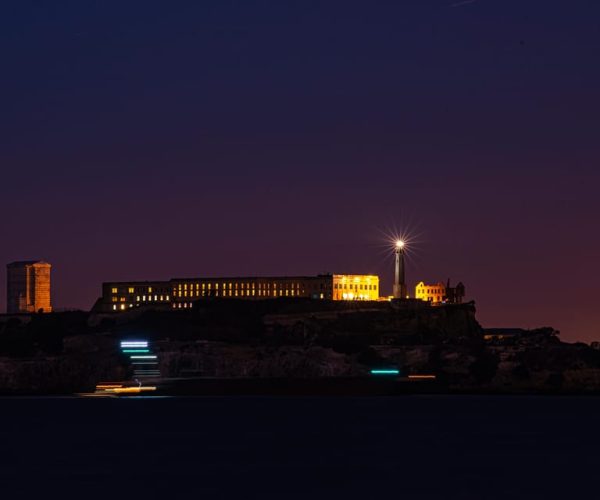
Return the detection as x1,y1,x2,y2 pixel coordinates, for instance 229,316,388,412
370,369,400,375
122,349,150,353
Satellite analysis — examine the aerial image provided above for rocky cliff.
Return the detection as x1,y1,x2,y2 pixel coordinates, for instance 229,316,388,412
0,301,598,394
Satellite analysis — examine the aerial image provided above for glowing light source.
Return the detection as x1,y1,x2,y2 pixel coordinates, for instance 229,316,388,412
122,349,150,353
130,355,157,359
395,240,405,249
120,341,148,347
108,386,157,394
370,369,400,375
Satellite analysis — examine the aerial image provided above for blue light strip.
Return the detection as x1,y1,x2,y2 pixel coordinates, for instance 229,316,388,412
370,369,400,375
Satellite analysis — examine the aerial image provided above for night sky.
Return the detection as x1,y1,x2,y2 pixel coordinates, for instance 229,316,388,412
1,1,599,342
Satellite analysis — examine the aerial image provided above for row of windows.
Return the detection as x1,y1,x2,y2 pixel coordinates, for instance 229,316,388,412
334,283,376,290
113,304,135,311
175,282,320,290
177,289,305,298
111,286,167,295
172,303,193,309
112,295,170,303
110,281,333,298
335,293,374,301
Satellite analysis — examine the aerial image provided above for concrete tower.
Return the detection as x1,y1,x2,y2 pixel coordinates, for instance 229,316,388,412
7,261,52,314
393,240,407,299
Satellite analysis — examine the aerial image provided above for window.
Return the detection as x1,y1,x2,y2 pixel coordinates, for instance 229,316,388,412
111,288,118,294
148,287,153,293
128,287,134,294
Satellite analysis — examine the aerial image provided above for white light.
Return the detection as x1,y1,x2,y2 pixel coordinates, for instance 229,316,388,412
121,342,148,348
395,240,405,249
130,355,157,359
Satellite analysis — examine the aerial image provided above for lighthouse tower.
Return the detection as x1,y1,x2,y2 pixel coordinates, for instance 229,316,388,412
393,240,407,299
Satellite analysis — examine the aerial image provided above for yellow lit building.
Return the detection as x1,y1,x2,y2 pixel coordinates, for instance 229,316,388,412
332,274,379,301
415,281,446,303
98,273,380,312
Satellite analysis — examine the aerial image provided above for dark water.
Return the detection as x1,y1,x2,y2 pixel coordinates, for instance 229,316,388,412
0,395,597,499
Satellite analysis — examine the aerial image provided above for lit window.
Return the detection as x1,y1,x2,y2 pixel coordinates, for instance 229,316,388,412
112,297,118,302
148,287,153,293
111,288,118,294
128,287,134,294
166,295,170,301
112,305,117,311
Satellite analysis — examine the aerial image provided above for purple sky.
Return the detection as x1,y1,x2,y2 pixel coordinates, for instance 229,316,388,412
1,1,599,342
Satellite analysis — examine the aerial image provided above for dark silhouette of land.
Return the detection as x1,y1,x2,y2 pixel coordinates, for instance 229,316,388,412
0,299,598,395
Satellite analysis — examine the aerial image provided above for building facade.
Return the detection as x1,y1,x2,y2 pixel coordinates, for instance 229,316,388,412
98,273,379,312
415,279,466,304
415,282,446,303
7,261,52,314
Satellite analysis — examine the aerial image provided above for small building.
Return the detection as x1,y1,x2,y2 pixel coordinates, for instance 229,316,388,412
6,261,52,314
415,279,465,304
415,282,446,303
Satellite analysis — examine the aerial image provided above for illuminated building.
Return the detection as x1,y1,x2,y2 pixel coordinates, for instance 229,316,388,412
96,273,379,312
331,274,379,301
415,279,465,304
415,282,446,303
6,261,52,314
